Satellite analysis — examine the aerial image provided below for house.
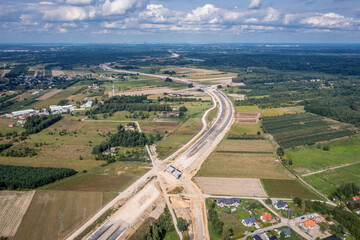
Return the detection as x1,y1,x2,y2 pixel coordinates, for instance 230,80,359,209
314,215,325,223
8,124,14,127
251,234,262,240
242,217,259,227
216,198,241,207
164,112,179,117
279,228,291,238
346,200,355,206
300,220,315,230
124,125,136,131
356,210,360,215
260,213,272,222
269,236,278,240
273,200,288,210
333,196,339,201
353,196,360,201
324,235,341,240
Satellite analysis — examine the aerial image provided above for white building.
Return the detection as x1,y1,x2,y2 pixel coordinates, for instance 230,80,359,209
49,105,75,113
12,109,36,116
84,101,93,108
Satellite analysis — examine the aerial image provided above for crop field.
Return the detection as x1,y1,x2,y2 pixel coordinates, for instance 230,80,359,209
286,136,360,173
228,122,261,135
1,90,46,113
197,152,290,179
261,113,356,149
45,161,149,192
260,106,305,117
34,86,83,108
261,179,320,199
0,191,35,237
304,163,360,196
35,89,62,101
216,139,274,153
14,190,103,240
0,118,22,135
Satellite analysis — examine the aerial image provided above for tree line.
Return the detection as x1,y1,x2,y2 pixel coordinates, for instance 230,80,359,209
0,164,77,190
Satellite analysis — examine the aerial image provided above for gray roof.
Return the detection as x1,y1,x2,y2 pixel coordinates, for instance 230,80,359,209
280,228,291,236
217,198,241,205
252,235,262,240
276,200,287,208
243,217,258,224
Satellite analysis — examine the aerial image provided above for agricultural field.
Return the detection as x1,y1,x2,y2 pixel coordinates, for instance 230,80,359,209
227,122,262,135
139,121,181,134
0,118,22,135
261,179,320,199
206,198,279,239
216,139,274,153
14,190,104,240
0,191,35,238
260,106,305,117
34,86,84,108
45,161,149,193
285,136,360,173
0,118,121,171
304,163,360,196
261,113,356,149
197,152,290,179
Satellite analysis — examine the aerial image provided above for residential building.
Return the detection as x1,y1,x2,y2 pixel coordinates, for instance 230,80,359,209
300,220,315,230
84,101,93,108
353,196,360,201
279,228,291,238
260,213,272,222
216,198,241,207
324,236,341,240
242,217,259,227
273,200,288,210
252,234,262,240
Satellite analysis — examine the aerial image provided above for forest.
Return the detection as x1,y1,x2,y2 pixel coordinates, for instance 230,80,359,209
0,164,77,189
24,114,62,135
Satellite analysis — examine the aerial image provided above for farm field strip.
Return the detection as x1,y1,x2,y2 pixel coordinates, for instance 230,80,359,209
261,179,320,199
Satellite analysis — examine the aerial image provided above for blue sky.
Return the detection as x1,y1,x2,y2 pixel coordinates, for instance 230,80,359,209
0,0,359,43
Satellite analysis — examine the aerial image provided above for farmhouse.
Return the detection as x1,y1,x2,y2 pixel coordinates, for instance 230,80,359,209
124,125,136,131
242,217,259,227
251,234,262,240
84,101,93,108
216,198,241,207
260,213,272,222
300,220,315,230
164,112,179,118
353,196,360,201
273,200,288,210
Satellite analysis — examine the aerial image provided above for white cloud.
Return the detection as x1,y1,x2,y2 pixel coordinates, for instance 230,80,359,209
300,12,354,28
185,4,220,23
248,0,261,9
20,14,39,26
42,6,96,21
65,0,93,5
58,26,68,33
263,7,281,22
140,4,181,23
102,0,148,16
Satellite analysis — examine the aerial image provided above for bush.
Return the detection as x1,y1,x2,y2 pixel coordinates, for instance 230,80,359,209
177,218,188,232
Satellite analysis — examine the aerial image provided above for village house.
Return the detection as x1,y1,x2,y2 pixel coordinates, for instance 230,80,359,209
353,196,360,201
164,112,179,118
273,200,288,210
242,217,259,227
216,198,241,207
300,220,315,230
279,228,291,238
260,213,272,222
124,125,136,131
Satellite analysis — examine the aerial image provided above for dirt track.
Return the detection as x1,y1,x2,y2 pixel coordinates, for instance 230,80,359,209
195,177,267,197
35,89,62,100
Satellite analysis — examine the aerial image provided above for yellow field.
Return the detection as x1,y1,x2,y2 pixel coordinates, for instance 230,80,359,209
235,105,260,113
260,106,305,117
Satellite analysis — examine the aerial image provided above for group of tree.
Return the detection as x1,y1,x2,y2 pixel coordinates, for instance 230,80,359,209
0,164,77,190
0,142,13,153
130,208,176,240
332,183,360,199
207,200,225,236
157,96,198,103
92,125,152,155
2,146,37,157
4,64,28,78
24,114,62,135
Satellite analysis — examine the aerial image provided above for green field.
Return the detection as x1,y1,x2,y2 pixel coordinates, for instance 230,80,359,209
261,113,356,149
304,163,360,196
286,136,360,173
261,179,320,199
228,122,262,135
197,152,290,179
34,86,82,108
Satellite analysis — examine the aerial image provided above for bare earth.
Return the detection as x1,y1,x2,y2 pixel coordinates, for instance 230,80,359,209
195,177,267,197
236,112,260,123
0,191,35,237
115,87,174,96
228,93,245,100
52,70,64,76
36,89,62,100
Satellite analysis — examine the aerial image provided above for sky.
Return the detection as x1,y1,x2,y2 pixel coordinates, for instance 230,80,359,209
0,0,359,43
